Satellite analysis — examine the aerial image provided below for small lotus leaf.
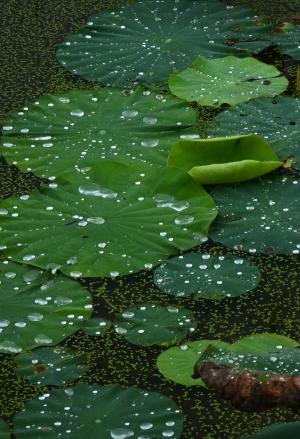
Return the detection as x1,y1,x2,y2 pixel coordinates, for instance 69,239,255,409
168,55,288,107
210,174,300,255
14,383,183,438
273,25,300,60
114,304,196,346
0,161,217,277
0,260,92,354
0,87,197,178
82,318,111,336
154,251,260,299
157,333,298,387
206,96,300,164
242,422,300,439
15,346,86,387
56,0,272,86
168,134,282,184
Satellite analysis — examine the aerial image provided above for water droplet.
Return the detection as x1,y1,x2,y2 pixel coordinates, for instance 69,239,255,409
70,109,84,117
122,110,138,118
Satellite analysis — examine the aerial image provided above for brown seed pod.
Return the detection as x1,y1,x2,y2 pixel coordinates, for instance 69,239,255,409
195,361,300,412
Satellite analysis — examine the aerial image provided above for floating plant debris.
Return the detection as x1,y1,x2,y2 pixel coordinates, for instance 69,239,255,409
154,251,260,298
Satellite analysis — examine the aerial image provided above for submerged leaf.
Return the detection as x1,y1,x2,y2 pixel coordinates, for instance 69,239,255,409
168,55,288,107
0,161,217,277
0,420,10,439
56,0,272,86
82,318,111,337
154,251,260,298
14,383,183,438
15,346,86,387
206,96,300,164
168,134,282,184
114,304,196,346
0,260,92,354
210,174,300,255
0,87,197,178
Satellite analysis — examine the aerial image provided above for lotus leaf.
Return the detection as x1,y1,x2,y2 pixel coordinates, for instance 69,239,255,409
199,346,300,378
0,421,10,439
114,304,196,346
0,87,197,178
206,96,300,163
56,0,272,86
168,55,288,107
273,24,300,60
0,260,92,354
82,318,111,336
242,422,300,439
210,174,300,255
0,161,217,277
154,251,260,298
15,346,86,387
168,134,282,184
14,383,183,438
157,333,298,387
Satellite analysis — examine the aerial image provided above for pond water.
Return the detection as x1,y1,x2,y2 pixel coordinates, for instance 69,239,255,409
0,0,300,438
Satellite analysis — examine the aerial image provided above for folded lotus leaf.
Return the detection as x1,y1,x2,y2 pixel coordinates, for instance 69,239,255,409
168,134,282,184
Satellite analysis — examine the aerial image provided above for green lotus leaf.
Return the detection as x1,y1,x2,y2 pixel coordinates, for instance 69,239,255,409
114,304,196,347
0,420,10,439
0,87,197,178
0,260,92,354
0,161,217,277
273,25,300,60
199,346,300,378
15,346,86,387
242,422,300,439
210,174,300,255
168,134,282,184
82,318,111,337
168,55,288,107
56,0,272,87
157,339,229,386
14,383,183,438
157,333,298,387
154,251,260,299
206,96,300,163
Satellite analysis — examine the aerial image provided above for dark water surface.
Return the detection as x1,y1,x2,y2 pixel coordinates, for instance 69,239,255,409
0,1,300,438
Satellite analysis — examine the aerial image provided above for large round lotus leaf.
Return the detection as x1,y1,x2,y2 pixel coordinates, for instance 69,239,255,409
168,55,288,107
82,318,111,337
15,346,86,387
0,260,92,354
114,304,196,347
168,134,282,185
14,383,183,438
210,174,300,255
157,339,228,386
0,87,197,178
242,422,300,439
157,333,298,387
154,252,260,298
206,96,300,163
0,420,10,439
56,0,272,87
0,161,217,277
